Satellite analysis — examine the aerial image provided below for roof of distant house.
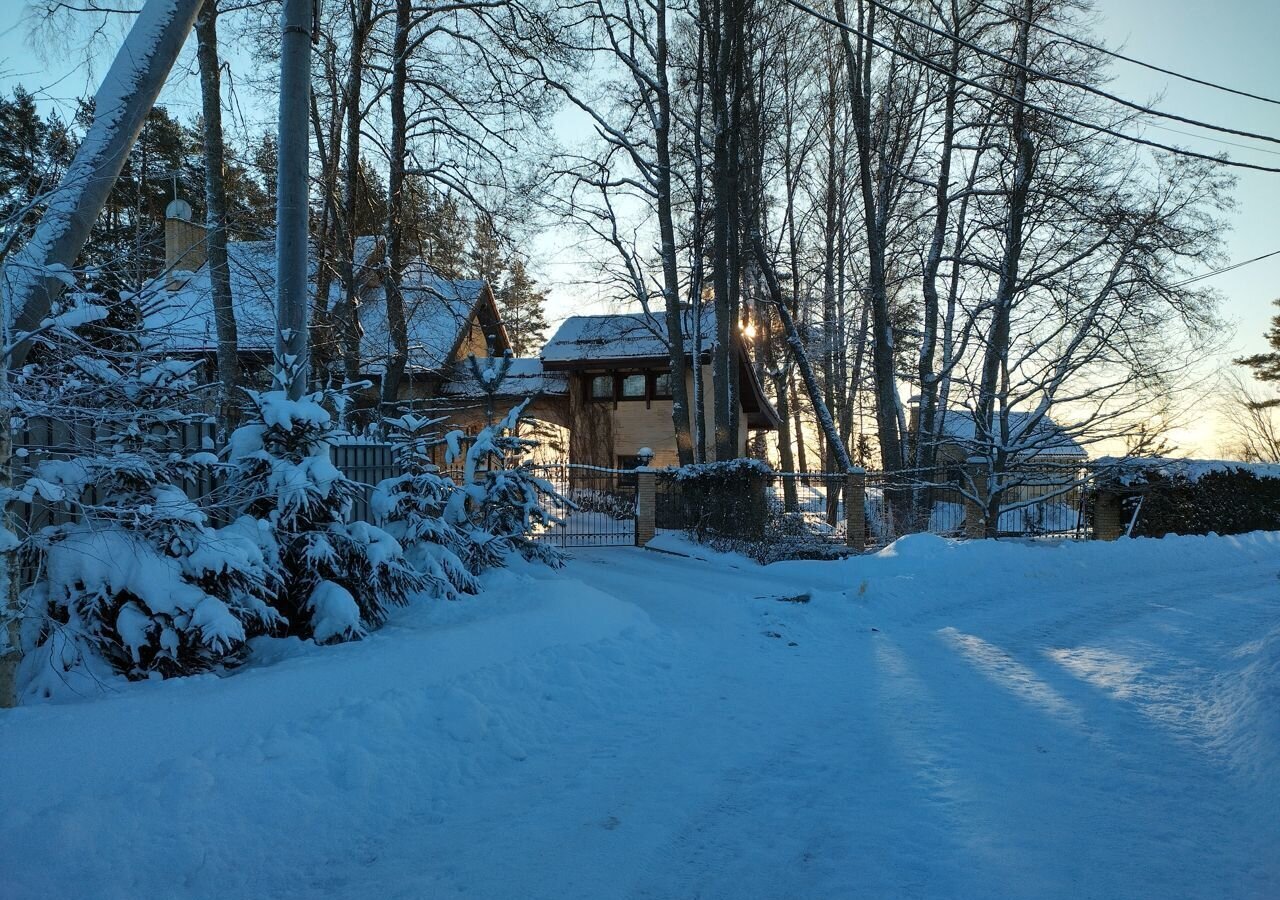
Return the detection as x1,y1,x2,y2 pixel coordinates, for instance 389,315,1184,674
440,357,569,398
142,238,498,375
541,306,718,366
935,409,1087,457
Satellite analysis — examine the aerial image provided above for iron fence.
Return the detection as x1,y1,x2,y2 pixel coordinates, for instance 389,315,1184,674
763,472,848,544
528,464,637,547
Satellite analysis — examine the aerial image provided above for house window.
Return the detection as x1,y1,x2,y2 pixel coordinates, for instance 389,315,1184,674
618,373,646,399
589,374,614,400
651,371,673,399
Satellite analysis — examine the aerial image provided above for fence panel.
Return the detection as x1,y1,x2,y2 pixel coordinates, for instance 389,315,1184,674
331,440,398,524
531,463,637,547
763,472,848,544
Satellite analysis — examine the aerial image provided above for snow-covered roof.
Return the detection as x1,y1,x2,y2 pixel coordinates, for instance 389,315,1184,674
542,306,717,365
142,238,491,374
440,357,569,398
355,262,490,375
935,409,1086,458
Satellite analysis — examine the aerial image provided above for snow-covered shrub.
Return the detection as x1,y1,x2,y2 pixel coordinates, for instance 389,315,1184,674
371,414,478,599
449,400,571,568
1093,460,1280,538
655,458,772,540
227,388,426,642
13,300,280,690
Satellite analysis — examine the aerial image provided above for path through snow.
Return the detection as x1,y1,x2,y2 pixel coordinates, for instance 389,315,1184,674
1,532,1277,899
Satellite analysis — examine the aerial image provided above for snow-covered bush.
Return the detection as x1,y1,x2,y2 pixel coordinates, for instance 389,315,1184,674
13,298,280,692
227,388,426,642
371,414,479,599
449,400,570,568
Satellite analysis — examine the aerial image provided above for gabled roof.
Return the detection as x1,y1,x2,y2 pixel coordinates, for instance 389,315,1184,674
440,357,569,398
935,409,1086,458
541,306,717,366
541,305,780,430
142,237,502,374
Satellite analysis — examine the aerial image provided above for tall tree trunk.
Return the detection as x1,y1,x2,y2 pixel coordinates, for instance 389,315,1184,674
339,0,374,388
2,0,208,707
195,0,240,424
381,0,411,408
753,232,851,471
654,0,694,465
833,0,903,474
276,0,316,399
976,0,1036,537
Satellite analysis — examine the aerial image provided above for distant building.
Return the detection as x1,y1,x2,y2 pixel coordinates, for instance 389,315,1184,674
148,210,777,465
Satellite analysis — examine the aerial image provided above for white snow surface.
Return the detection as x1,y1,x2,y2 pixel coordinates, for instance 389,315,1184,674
2,533,1279,899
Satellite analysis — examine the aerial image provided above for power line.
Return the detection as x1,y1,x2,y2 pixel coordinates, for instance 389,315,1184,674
1171,248,1280,289
855,0,1280,149
1144,123,1280,159
781,0,1280,175
862,0,1280,147
971,0,1280,108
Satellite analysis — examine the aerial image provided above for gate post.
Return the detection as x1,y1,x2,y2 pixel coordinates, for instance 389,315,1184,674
1093,490,1123,541
963,459,989,540
845,467,866,552
635,467,656,547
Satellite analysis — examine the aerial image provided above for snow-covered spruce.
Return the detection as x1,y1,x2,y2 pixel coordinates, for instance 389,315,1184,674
227,388,426,642
449,400,571,568
15,344,278,695
371,414,479,599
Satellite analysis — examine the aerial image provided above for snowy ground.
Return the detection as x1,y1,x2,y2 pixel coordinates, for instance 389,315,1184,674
2,532,1278,899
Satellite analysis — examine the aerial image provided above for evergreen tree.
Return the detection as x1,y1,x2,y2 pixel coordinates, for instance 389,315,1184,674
15,292,280,696
227,387,427,643
498,259,550,356
471,215,506,287
371,415,481,598
1236,299,1280,403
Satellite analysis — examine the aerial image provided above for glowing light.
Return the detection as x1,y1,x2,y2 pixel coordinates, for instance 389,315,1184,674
741,320,757,340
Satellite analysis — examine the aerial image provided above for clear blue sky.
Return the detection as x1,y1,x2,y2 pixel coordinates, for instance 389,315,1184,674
1,0,1277,450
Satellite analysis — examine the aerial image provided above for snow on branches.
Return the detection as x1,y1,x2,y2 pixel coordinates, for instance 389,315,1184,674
449,400,571,569
227,387,426,643
371,414,479,600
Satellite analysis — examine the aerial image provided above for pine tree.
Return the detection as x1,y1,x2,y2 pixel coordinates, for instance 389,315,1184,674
497,260,549,357
449,356,570,567
1236,299,1280,403
371,414,480,598
471,216,506,287
14,292,280,696
227,387,427,643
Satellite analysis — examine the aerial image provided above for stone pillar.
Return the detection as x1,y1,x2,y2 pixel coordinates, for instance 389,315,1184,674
1093,490,1123,541
635,468,656,547
963,462,989,540
845,468,866,551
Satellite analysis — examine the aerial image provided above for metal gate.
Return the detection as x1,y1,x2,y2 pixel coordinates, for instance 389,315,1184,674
532,463,638,547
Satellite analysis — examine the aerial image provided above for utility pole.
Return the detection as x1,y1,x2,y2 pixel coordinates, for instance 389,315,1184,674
275,0,317,399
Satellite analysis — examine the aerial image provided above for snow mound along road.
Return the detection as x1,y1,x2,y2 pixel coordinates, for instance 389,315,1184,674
1,532,1278,900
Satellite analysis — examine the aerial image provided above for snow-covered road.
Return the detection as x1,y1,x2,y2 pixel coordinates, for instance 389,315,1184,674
2,533,1278,899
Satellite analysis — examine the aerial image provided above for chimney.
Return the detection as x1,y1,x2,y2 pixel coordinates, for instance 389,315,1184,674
164,198,207,284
